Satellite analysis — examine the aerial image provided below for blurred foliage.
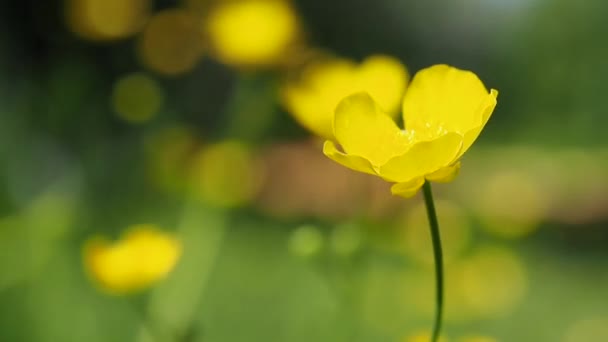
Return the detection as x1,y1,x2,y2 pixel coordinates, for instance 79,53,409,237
1,0,608,341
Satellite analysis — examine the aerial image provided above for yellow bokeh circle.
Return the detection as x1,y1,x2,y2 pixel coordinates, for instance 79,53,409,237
206,0,299,67
66,0,151,41
453,245,527,319
138,9,204,75
474,170,548,239
111,72,164,123
189,141,262,208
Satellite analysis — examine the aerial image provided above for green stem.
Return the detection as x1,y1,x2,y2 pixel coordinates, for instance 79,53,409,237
128,295,167,342
421,181,444,342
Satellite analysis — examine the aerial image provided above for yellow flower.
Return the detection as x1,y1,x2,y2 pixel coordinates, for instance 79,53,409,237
206,0,299,67
83,224,181,294
323,64,498,197
282,55,408,138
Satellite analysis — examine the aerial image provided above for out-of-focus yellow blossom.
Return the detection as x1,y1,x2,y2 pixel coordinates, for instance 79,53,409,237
66,0,150,41
282,55,408,139
83,224,181,294
205,0,299,67
138,9,204,75
323,64,498,198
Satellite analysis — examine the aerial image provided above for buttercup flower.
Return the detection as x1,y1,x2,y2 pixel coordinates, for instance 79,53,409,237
323,64,498,197
83,224,182,294
282,55,408,138
206,0,299,67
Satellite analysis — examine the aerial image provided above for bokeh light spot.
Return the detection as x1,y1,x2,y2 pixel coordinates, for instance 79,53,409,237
66,0,150,41
288,224,324,258
330,222,362,256
138,9,204,75
474,170,548,239
454,245,527,318
189,141,262,208
206,0,299,67
111,72,163,124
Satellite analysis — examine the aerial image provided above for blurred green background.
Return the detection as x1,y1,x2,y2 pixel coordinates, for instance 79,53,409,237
1,0,608,341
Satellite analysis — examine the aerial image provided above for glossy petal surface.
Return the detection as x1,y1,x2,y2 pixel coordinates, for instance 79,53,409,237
379,133,462,183
334,92,410,166
402,65,495,140
459,89,498,157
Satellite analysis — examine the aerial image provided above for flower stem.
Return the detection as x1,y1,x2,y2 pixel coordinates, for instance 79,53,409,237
421,181,444,342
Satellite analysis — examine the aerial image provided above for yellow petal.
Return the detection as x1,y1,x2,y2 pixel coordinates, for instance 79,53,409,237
459,89,498,157
379,132,463,183
402,64,495,139
390,177,425,198
322,140,377,176
357,55,409,116
426,161,461,183
334,92,410,166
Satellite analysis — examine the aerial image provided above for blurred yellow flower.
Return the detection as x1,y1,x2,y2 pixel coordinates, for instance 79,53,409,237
206,0,299,67
282,55,408,139
323,64,498,197
84,224,181,294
